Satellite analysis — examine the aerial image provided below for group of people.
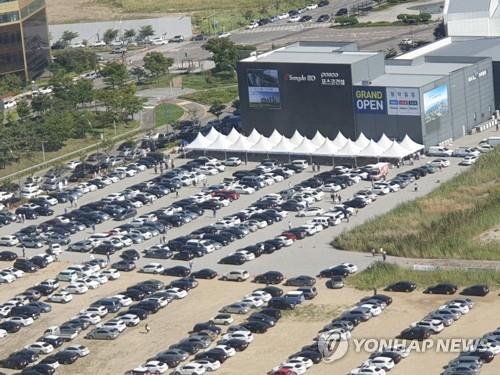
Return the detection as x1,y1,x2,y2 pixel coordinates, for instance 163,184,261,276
371,247,387,261
330,192,342,203
311,163,321,172
17,213,26,223
153,158,174,175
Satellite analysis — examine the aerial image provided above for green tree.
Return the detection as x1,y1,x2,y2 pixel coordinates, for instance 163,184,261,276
419,12,432,23
203,38,238,72
131,66,146,83
16,99,31,119
433,22,446,40
208,100,226,120
50,49,97,74
138,25,155,40
124,28,136,40
0,74,22,96
385,48,398,59
143,52,174,81
31,94,53,114
101,62,129,88
61,30,79,45
335,16,359,26
232,98,240,110
103,28,119,44
243,10,254,21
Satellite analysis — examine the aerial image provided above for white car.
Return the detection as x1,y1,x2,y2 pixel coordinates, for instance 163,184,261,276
165,288,188,299
288,15,301,22
100,269,121,280
174,363,206,375
214,344,236,357
306,3,318,9
74,313,101,325
145,297,169,308
195,359,221,371
0,272,16,283
25,341,54,354
3,267,24,278
151,38,168,45
91,40,106,47
65,345,90,357
210,313,234,325
39,279,59,289
48,292,73,303
141,263,165,274
84,306,108,317
246,290,272,302
246,21,259,29
0,235,19,246
372,183,391,195
222,270,250,282
224,157,241,166
144,360,168,374
351,366,387,375
359,303,382,317
297,207,325,217
100,320,127,332
88,274,108,284
222,330,254,343
113,294,132,306
64,282,89,294
339,263,358,274
286,356,313,369
445,302,470,314
0,329,7,338
235,250,255,261
413,319,444,333
218,32,231,38
66,160,81,170
239,297,264,308
76,278,100,289
8,316,34,326
277,12,289,19
118,314,140,326
232,185,256,195
274,236,294,247
322,183,342,192
429,158,450,168
460,155,478,165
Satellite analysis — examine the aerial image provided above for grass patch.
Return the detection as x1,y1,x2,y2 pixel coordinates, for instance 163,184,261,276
180,85,238,105
282,304,343,322
181,72,236,90
334,147,500,260
154,103,184,128
137,73,174,90
348,262,500,290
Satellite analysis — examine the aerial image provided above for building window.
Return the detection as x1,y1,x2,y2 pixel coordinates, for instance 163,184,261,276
21,0,45,19
0,11,20,24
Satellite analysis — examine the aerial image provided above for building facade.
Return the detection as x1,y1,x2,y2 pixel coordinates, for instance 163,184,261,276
237,42,496,147
0,0,50,81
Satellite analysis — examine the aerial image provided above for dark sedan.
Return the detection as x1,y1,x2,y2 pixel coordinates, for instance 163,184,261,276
424,283,457,295
286,275,316,287
191,268,218,279
385,281,417,293
253,271,285,285
460,284,489,296
162,266,191,277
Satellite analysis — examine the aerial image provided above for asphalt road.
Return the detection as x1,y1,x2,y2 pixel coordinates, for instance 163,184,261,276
0,153,472,278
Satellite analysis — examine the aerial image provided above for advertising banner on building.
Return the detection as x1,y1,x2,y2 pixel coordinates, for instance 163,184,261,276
247,69,281,109
387,87,420,116
423,84,449,123
353,86,387,114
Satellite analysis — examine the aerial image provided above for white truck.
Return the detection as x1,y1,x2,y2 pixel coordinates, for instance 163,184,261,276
483,136,500,146
42,326,79,341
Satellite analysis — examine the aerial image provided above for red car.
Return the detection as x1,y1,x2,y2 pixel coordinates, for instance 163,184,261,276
212,190,240,201
280,232,298,241
124,370,153,375
269,369,297,375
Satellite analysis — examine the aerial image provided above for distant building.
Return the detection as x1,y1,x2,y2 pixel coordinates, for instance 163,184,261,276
0,0,50,81
444,0,500,36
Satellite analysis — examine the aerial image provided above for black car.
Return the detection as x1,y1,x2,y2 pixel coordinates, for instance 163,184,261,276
144,249,173,259
360,294,393,306
54,350,79,364
344,198,368,208
0,250,17,261
318,266,349,278
194,349,227,364
123,288,146,301
169,278,198,291
286,275,316,287
135,300,161,314
248,312,277,327
112,260,136,271
424,283,458,295
191,268,218,279
267,297,296,310
29,256,48,268
2,355,29,369
190,322,222,335
318,0,330,6
163,266,191,277
460,349,495,363
218,254,246,265
124,307,149,320
399,326,431,341
317,14,330,22
385,281,417,293
0,321,22,333
93,244,115,255
292,350,322,364
460,284,489,296
299,15,312,22
13,259,39,273
120,249,140,261
139,279,165,290
335,7,347,15
174,251,196,261
217,338,249,351
27,301,52,313
255,286,283,297
150,354,181,368
239,321,269,333
253,271,285,284
260,307,282,320
11,349,39,363
22,363,56,375
369,351,402,364
170,341,202,355
114,208,137,221
39,335,64,348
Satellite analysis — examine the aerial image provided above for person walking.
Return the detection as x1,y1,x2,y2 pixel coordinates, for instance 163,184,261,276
212,208,217,218
154,165,158,174
414,183,418,192
288,221,292,230
371,248,376,257
159,164,163,174
22,245,26,258
106,253,111,264
382,251,387,262
373,287,377,296
92,223,96,233
331,192,335,202
189,260,193,271
162,235,166,244
145,323,151,334
317,164,321,172
176,190,179,198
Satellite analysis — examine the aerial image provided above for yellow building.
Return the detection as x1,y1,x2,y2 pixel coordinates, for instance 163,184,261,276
0,0,50,81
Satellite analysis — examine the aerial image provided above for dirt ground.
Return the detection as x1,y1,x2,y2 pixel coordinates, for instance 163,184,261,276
1,263,499,375
46,0,168,24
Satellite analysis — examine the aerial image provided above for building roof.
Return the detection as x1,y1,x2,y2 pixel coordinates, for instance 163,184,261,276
365,73,443,87
447,0,492,14
386,62,471,75
428,36,500,60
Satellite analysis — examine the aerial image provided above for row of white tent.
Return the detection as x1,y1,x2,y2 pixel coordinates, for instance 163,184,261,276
185,128,424,159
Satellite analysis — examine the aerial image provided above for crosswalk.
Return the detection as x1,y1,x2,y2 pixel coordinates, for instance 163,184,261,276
240,22,332,34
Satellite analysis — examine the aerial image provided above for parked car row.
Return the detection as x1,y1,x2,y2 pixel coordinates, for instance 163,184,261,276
386,280,489,297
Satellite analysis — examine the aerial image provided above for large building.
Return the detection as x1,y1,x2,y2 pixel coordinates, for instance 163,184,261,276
0,0,50,81
237,41,495,147
444,0,500,37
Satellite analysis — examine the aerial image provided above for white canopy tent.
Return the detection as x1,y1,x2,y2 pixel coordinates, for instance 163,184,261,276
310,131,326,147
272,137,296,153
289,130,305,145
268,129,283,145
400,134,424,153
382,140,411,159
377,133,393,151
336,139,361,156
358,140,385,157
252,136,274,153
205,127,221,142
331,132,348,149
226,127,241,144
247,129,261,144
184,132,209,150
204,134,233,151
293,138,318,154
354,132,370,149
230,135,253,152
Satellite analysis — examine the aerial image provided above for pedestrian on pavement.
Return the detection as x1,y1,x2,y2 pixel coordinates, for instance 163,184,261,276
496,122,499,131
22,245,26,258
176,190,179,198
288,221,292,230
171,160,175,169
379,247,384,255
92,224,96,233
145,323,151,334
382,251,387,262
331,192,335,202
414,183,418,192
317,164,321,172
189,260,193,270
212,208,216,218
106,254,111,263
159,164,163,174
162,235,166,244
373,287,377,296
90,254,95,261
154,165,158,174
64,207,67,215
371,248,376,257
22,214,25,223
337,195,342,203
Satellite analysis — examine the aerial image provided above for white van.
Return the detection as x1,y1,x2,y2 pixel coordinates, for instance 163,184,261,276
291,160,309,170
427,146,453,157
323,212,343,226
309,217,330,228
57,270,78,282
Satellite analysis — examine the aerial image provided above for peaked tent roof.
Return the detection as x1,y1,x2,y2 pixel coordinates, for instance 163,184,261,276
400,134,424,153
252,136,274,152
272,137,295,153
358,140,385,157
185,132,210,150
230,135,253,152
293,138,318,154
205,127,221,142
313,139,339,156
226,127,241,144
382,140,411,159
311,131,326,147
268,129,283,145
377,133,393,151
354,132,370,149
336,139,362,156
331,131,348,149
289,130,305,145
204,134,233,151
247,129,261,144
